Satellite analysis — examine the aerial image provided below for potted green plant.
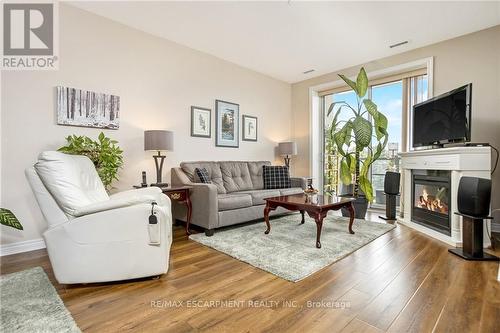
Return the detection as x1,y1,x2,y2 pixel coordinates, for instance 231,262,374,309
58,132,124,190
328,67,389,218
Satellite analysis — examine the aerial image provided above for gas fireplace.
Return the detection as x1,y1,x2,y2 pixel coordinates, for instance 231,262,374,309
412,170,451,236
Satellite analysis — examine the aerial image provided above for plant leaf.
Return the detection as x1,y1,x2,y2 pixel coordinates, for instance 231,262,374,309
356,67,368,98
360,152,373,177
363,98,377,117
338,74,359,95
363,99,388,140
359,175,374,202
352,116,372,148
333,121,353,156
0,208,23,230
340,159,352,185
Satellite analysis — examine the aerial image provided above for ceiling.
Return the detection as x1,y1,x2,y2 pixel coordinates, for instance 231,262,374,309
70,1,500,83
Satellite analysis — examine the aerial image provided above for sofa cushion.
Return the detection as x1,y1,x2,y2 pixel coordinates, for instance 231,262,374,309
247,161,271,190
217,193,253,211
263,165,291,189
220,162,253,192
181,162,226,194
279,187,305,196
34,151,109,216
238,189,281,205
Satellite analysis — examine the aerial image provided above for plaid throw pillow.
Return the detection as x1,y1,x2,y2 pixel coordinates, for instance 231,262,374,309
195,167,211,184
263,165,291,189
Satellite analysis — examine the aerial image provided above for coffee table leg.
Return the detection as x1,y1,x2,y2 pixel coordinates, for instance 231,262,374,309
315,214,324,249
264,203,271,234
300,210,305,224
348,202,355,234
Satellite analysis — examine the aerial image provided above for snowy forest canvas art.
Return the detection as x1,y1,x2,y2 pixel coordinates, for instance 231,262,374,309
57,86,120,129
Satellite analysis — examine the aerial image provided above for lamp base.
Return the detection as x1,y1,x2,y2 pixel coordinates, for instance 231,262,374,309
151,183,169,188
283,156,291,168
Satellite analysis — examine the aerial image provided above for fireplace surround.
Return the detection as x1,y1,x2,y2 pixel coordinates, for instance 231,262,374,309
399,146,491,247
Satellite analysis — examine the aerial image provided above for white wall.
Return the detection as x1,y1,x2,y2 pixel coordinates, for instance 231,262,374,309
1,4,292,246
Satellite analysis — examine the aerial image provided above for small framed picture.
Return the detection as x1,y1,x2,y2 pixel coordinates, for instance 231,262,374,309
191,106,211,138
215,100,239,148
242,115,257,142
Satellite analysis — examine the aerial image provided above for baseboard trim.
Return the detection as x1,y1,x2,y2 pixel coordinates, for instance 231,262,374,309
0,238,46,256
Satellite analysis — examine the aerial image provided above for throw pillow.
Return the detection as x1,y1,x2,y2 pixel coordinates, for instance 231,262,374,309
195,167,211,184
263,165,291,189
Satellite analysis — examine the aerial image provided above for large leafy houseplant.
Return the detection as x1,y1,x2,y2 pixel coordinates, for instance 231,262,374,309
328,67,389,210
58,132,123,189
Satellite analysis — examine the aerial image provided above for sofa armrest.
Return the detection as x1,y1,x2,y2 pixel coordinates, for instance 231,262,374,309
190,183,219,230
291,177,308,190
171,167,193,186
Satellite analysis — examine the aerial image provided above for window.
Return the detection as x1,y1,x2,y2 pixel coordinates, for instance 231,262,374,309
322,71,428,208
370,80,403,207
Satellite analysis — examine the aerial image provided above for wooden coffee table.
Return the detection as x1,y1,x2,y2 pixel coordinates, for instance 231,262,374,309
263,194,356,248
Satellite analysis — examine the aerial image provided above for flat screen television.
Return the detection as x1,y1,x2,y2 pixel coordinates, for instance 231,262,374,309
412,83,471,148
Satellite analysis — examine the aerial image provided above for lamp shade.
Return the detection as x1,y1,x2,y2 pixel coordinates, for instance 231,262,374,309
278,142,297,156
144,130,174,151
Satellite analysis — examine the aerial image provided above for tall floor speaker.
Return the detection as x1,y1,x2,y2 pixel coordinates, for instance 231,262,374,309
448,177,499,261
379,172,400,221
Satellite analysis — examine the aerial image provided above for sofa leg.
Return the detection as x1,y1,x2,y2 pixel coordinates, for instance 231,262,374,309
205,229,215,237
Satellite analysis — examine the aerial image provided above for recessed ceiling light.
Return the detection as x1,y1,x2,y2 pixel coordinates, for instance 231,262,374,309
389,41,409,48
303,69,315,74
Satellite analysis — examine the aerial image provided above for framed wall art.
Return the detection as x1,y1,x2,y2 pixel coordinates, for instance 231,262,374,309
191,106,211,138
242,115,257,142
215,99,239,148
56,86,120,129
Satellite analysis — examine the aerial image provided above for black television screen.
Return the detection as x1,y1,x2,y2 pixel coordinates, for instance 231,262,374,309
412,84,471,147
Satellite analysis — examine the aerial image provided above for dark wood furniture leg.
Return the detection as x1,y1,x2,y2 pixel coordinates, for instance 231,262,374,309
300,210,305,224
347,202,355,234
264,203,275,235
185,195,192,235
313,213,326,249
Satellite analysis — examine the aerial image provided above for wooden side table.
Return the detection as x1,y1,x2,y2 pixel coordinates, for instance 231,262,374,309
161,186,193,235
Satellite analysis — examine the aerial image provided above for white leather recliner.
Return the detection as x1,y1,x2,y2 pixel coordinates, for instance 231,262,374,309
25,151,172,284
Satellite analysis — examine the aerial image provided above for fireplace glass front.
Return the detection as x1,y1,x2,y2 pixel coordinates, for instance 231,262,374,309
411,170,451,235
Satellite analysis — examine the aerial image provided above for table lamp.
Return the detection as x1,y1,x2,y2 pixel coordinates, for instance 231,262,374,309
278,141,297,168
144,130,173,187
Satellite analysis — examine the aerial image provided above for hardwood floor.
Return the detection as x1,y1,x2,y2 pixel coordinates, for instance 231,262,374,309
1,212,500,332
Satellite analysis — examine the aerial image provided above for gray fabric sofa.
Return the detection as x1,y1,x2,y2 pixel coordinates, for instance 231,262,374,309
171,161,308,235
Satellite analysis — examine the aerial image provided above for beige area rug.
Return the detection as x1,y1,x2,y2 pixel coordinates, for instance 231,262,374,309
190,214,395,282
0,267,80,332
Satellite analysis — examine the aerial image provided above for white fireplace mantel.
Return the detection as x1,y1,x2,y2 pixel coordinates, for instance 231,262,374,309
398,146,491,247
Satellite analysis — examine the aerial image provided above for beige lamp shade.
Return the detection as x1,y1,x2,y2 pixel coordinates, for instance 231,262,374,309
278,142,297,156
144,130,174,151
